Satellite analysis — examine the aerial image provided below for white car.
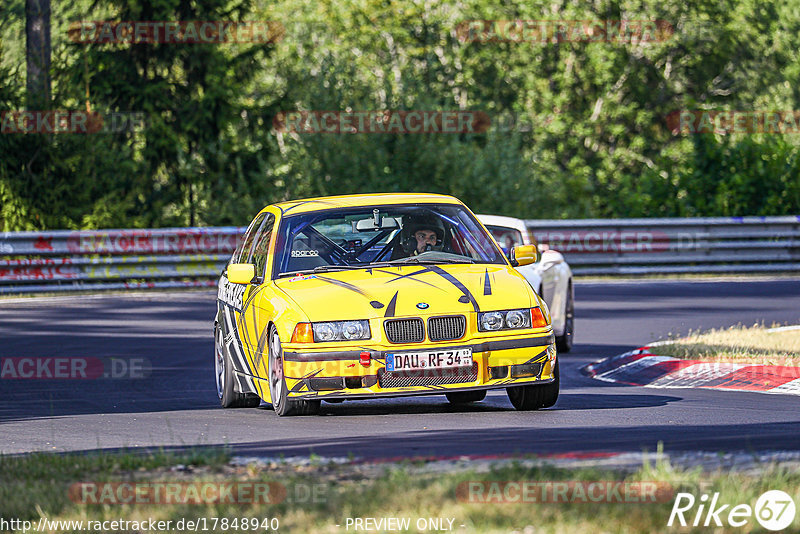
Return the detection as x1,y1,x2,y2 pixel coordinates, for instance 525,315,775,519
478,214,574,352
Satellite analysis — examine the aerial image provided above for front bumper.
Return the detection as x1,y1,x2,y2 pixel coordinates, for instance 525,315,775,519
278,332,557,400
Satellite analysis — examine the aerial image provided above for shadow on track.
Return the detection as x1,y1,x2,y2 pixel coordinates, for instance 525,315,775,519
227,420,800,459
50,419,800,460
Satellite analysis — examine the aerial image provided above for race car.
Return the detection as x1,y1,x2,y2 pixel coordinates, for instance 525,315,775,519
214,193,559,416
477,214,574,352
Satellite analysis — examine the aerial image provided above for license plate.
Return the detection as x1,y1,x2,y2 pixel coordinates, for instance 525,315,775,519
386,348,473,372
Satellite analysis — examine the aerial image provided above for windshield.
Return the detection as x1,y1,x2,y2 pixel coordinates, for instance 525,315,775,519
273,204,506,277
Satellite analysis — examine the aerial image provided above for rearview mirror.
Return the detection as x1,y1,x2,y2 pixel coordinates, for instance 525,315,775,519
354,216,399,232
510,245,538,266
228,263,256,284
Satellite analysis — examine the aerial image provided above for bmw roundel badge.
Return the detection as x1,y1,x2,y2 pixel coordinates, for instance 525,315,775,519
416,302,430,310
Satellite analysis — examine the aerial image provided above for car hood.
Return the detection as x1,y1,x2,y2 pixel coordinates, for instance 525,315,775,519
273,263,535,322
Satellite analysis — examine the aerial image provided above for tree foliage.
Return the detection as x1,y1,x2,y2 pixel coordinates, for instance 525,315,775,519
1,0,799,230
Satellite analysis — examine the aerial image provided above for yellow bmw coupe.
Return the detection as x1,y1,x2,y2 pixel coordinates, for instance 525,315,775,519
214,193,559,416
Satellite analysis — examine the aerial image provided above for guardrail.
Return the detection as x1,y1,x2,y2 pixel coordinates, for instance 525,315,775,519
1,216,798,294
0,227,243,294
527,216,800,275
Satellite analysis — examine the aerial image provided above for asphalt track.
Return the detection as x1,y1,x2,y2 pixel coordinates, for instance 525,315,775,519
1,279,799,459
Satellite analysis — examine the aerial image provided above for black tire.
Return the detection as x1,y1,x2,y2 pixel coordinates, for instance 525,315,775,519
445,390,487,404
215,326,261,408
556,281,574,353
506,358,559,410
267,325,321,416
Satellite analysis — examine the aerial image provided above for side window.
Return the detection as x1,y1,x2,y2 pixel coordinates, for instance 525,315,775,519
250,214,275,280
234,212,267,265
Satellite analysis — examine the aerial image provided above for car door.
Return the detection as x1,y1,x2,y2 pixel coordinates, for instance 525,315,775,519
237,212,276,387
218,211,267,394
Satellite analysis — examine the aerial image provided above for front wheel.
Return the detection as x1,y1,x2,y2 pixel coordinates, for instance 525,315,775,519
267,325,320,416
506,359,559,410
556,282,574,352
215,326,260,408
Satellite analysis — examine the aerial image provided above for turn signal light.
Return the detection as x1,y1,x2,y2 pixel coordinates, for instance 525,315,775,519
531,308,548,328
291,322,314,343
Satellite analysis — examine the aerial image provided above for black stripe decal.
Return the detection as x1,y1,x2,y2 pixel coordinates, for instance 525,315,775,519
291,369,322,392
384,291,398,317
523,352,549,365
315,275,370,297
285,369,326,381
243,284,264,312
217,298,242,313
483,269,492,296
223,307,258,393
377,268,443,290
281,199,337,215
427,265,480,312
254,324,270,369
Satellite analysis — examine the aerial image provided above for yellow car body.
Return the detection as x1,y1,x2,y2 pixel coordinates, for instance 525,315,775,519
214,193,559,415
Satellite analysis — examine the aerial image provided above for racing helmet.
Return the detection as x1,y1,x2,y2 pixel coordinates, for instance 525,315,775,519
401,209,446,253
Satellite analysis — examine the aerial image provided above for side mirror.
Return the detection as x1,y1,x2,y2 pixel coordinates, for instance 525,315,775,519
511,245,538,266
228,263,256,284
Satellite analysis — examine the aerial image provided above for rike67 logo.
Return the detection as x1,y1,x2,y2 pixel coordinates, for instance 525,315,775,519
669,490,796,531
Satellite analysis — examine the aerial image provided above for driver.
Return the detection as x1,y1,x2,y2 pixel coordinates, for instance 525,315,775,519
395,210,446,258
412,227,439,255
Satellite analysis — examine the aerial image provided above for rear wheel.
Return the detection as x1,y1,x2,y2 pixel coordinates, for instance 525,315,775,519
267,325,320,416
215,326,260,408
556,282,574,352
506,359,559,410
445,390,487,404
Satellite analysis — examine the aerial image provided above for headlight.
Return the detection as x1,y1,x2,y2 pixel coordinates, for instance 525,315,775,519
479,311,505,331
478,308,536,331
315,322,337,342
342,320,368,340
505,310,527,328
312,320,371,342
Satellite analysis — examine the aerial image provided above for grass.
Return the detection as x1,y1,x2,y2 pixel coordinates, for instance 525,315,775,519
653,323,800,365
0,449,231,521
1,448,799,533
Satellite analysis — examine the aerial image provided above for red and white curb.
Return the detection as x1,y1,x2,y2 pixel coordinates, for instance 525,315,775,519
583,347,800,396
